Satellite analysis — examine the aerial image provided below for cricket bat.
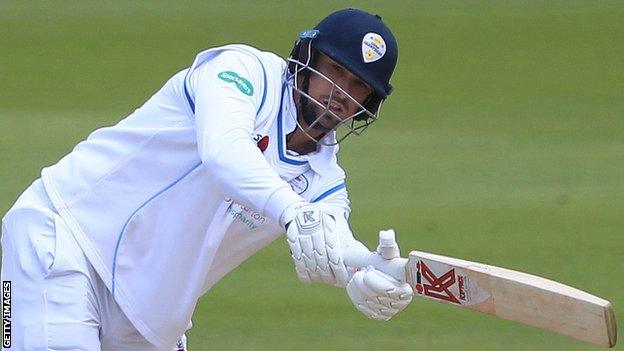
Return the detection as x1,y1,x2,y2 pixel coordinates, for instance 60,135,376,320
345,244,617,348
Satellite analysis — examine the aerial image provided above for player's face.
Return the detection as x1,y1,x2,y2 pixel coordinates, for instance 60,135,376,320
309,53,372,118
296,53,372,134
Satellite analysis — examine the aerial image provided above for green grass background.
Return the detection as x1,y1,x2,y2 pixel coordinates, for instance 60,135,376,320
1,1,623,350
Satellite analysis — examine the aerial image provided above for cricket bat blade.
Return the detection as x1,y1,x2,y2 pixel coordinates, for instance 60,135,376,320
344,248,617,348
405,250,617,348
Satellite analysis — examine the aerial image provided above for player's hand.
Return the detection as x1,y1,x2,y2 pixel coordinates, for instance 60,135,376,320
346,266,413,321
283,202,350,288
346,229,413,321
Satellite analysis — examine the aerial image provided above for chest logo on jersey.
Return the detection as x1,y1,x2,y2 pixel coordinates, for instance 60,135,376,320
218,71,254,96
289,175,309,195
253,134,269,152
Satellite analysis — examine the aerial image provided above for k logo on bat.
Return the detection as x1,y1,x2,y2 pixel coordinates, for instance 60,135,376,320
415,260,464,304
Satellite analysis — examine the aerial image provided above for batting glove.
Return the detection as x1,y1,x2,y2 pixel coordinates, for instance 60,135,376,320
283,202,350,288
346,229,413,320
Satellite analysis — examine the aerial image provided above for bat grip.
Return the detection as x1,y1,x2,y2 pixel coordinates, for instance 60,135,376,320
343,249,408,282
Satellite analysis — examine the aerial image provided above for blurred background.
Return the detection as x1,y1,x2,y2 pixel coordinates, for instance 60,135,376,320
1,1,622,350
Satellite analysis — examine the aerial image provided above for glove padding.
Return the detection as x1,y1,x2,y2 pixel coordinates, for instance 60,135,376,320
346,266,413,321
285,203,350,288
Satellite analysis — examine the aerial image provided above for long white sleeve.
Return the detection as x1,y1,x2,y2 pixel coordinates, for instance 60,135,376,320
189,50,304,223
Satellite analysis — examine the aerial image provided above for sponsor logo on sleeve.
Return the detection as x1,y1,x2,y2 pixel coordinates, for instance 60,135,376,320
218,71,254,96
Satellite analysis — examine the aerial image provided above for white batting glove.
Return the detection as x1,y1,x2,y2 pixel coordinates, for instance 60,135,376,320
346,229,413,321
284,202,350,288
347,267,413,321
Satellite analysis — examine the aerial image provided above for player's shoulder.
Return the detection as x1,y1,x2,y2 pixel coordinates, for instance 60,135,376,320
205,44,285,72
226,44,283,62
188,43,286,100
195,44,287,95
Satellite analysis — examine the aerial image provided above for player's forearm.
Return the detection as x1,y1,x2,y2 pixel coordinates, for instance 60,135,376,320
200,127,303,223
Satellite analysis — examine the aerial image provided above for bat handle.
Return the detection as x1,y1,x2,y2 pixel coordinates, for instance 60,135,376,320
343,249,408,282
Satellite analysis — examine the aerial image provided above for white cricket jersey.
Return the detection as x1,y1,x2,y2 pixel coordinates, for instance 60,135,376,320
40,44,351,349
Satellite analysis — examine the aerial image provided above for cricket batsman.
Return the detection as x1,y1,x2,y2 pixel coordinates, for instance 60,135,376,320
1,8,413,350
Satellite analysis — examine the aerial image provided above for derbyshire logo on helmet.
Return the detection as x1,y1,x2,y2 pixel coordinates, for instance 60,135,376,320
361,32,386,63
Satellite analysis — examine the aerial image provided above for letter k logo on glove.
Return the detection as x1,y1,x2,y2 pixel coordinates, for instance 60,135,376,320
296,208,321,231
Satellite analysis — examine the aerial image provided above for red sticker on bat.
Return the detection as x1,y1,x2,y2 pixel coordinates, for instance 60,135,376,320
416,260,461,304
410,257,491,307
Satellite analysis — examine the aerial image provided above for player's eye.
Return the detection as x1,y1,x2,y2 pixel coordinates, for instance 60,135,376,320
352,80,372,99
355,80,369,92
328,63,347,79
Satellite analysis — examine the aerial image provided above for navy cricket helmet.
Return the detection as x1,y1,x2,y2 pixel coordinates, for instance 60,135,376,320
289,8,398,99
287,8,398,145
